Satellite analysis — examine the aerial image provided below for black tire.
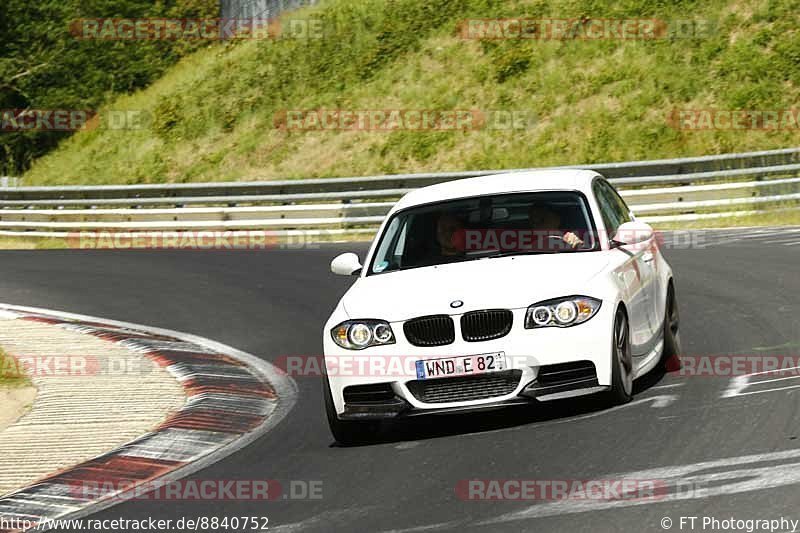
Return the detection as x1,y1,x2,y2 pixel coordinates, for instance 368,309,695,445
660,282,682,369
323,377,378,446
606,308,634,405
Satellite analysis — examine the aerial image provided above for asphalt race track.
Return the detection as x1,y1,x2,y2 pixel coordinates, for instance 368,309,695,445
1,228,800,532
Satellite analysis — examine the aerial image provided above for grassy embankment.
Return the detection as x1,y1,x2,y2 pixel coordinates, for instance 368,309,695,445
22,0,800,185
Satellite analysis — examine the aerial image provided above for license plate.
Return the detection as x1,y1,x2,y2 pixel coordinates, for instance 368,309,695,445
415,352,506,380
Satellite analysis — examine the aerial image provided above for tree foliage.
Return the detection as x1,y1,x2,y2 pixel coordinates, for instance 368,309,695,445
0,0,217,174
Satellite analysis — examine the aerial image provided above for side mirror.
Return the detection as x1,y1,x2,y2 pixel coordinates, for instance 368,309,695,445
612,221,654,246
331,252,363,276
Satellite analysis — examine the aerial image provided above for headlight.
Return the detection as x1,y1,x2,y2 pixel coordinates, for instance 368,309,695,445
331,320,396,350
525,296,601,329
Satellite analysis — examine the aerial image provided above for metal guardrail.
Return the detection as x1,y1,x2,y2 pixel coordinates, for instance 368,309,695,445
220,0,319,24
0,147,799,234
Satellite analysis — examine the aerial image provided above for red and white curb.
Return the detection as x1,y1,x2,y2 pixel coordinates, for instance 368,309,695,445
0,304,297,533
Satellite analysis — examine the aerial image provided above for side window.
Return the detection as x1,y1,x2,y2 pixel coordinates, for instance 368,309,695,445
593,181,622,237
603,181,633,227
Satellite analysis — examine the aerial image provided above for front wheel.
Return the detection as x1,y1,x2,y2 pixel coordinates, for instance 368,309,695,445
605,308,634,405
323,377,379,446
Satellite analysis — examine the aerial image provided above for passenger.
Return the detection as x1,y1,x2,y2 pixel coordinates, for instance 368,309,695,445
435,213,465,257
528,204,584,249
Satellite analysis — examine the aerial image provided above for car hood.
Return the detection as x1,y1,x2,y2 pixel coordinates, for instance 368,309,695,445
341,252,611,322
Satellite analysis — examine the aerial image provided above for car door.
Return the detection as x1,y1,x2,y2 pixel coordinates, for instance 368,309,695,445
594,180,658,356
603,181,661,342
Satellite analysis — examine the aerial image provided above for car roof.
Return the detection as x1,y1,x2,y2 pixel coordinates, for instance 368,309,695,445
391,169,602,212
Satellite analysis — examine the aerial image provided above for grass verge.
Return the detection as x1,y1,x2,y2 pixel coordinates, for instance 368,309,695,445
653,208,800,230
0,231,374,250
0,347,30,388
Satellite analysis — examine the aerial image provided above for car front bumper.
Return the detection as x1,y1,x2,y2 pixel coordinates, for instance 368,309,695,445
323,305,616,419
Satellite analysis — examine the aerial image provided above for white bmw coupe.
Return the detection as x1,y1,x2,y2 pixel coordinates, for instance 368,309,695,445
323,169,680,444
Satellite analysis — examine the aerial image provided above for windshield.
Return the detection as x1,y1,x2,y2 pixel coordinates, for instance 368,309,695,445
368,191,598,275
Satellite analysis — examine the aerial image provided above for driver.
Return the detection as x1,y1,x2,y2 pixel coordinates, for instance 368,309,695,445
528,204,584,249
435,213,465,257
